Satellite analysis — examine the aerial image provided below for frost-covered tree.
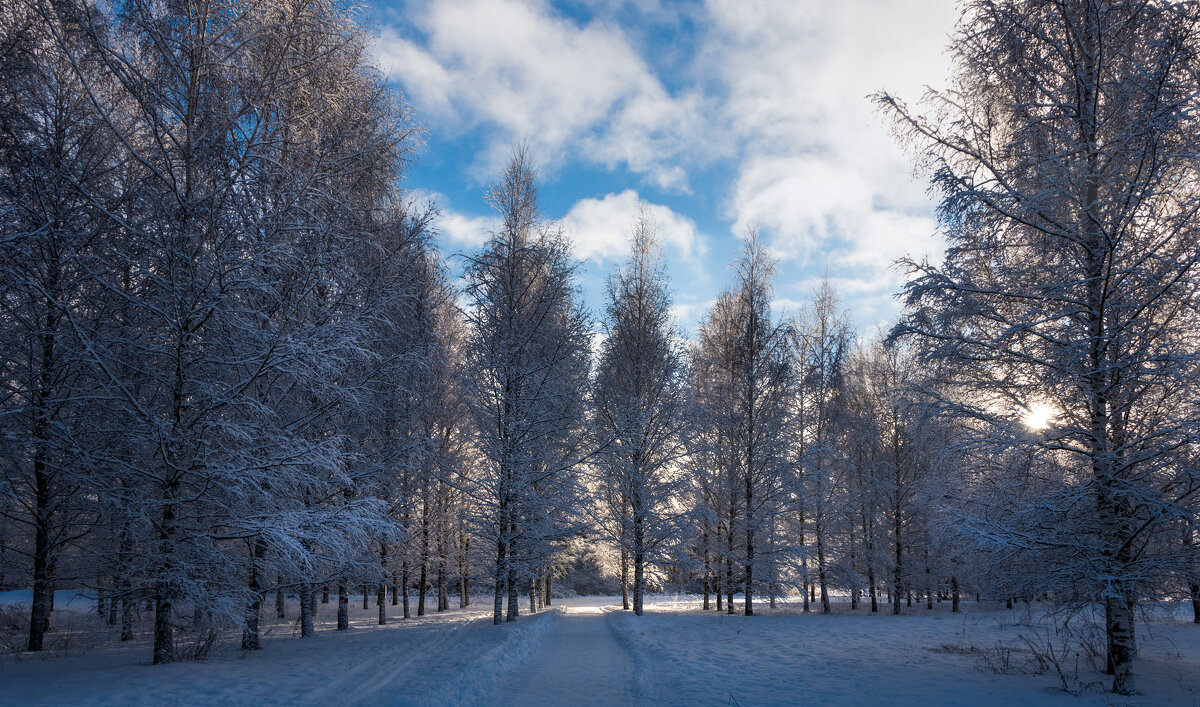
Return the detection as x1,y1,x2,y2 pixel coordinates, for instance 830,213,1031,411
689,233,791,616
461,147,591,625
593,210,688,616
854,339,946,615
878,0,1200,692
790,282,852,614
0,0,118,651
3,0,421,662
683,346,728,611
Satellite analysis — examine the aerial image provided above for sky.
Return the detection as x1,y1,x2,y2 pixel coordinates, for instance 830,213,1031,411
370,0,961,338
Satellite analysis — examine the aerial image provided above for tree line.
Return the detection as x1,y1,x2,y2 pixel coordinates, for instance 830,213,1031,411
1,0,1198,696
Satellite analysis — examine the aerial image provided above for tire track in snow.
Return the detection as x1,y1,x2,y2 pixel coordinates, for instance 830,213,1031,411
340,612,481,706
297,610,485,706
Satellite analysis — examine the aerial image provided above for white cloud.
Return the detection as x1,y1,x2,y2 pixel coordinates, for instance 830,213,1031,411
374,0,704,189
729,155,944,271
439,210,493,248
705,0,957,293
383,0,962,333
411,189,494,248
560,190,705,263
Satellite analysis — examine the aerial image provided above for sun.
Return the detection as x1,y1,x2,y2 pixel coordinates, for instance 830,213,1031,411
1021,402,1057,430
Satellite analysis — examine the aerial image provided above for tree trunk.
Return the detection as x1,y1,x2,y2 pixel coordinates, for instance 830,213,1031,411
543,573,551,607
438,550,448,612
799,508,810,613
816,512,830,614
702,541,711,610
322,586,329,604
120,594,134,642
119,529,134,641
634,505,646,616
744,472,754,617
275,581,285,620
152,588,174,664
459,531,471,608
403,559,411,619
892,502,902,616
727,505,735,615
869,564,878,613
299,583,314,638
725,554,734,615
419,492,430,617
951,575,960,613
337,580,349,630
715,563,723,612
25,303,62,652
492,539,506,625
377,582,386,625
241,539,266,650
506,565,519,622
528,575,536,614
634,548,645,617
26,487,54,652
620,546,630,610
378,544,388,624
1185,522,1199,623
1106,595,1136,694
241,591,261,650
1191,582,1200,624
417,562,427,616
152,501,178,664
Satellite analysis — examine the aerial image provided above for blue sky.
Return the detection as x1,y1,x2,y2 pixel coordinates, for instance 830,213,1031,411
370,0,959,337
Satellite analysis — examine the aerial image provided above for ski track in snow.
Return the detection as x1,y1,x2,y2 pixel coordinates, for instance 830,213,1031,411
313,609,476,706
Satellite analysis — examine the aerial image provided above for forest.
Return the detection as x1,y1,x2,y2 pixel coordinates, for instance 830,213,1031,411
1,0,1198,700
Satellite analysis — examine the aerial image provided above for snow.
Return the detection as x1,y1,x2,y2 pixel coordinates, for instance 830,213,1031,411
1,594,1197,705
493,603,638,705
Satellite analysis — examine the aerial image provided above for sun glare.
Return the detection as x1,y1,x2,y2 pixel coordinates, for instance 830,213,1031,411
1022,402,1057,430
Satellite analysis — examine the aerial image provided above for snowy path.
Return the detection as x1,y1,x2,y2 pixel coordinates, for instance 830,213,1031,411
3,594,1199,705
492,606,639,706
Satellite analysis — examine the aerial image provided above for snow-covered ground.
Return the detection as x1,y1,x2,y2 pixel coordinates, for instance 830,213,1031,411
1,592,1197,705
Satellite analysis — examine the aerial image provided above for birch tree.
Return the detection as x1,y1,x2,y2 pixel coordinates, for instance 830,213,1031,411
593,210,688,616
461,147,591,625
689,233,791,616
878,0,1200,692
791,282,852,614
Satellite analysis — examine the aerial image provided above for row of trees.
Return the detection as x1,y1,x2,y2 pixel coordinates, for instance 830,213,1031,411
2,0,1198,696
0,0,459,663
594,2,1200,699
